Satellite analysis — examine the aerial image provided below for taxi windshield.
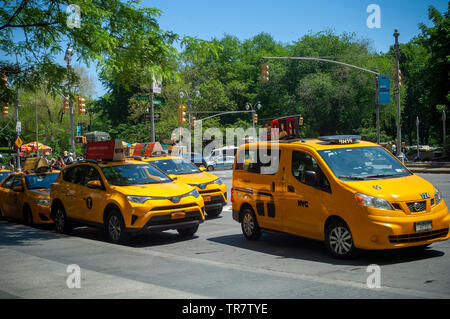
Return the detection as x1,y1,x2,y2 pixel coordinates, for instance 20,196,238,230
317,146,411,181
25,173,59,189
150,158,200,175
0,171,12,181
101,164,171,186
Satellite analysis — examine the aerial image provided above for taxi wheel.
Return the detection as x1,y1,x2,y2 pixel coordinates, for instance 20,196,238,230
177,225,199,237
23,206,33,226
206,206,222,217
241,208,261,240
106,210,128,244
325,220,357,259
54,205,72,234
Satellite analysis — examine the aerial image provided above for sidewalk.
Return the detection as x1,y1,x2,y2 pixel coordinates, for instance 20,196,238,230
406,162,450,174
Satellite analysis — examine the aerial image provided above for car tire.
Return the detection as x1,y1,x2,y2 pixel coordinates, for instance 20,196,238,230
206,205,222,217
207,165,214,171
241,208,261,240
325,220,358,259
106,210,128,244
54,204,72,234
177,224,199,237
23,206,33,226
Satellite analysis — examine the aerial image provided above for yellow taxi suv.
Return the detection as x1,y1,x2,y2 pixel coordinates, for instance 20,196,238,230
0,171,58,225
231,135,449,259
143,154,227,217
49,140,205,244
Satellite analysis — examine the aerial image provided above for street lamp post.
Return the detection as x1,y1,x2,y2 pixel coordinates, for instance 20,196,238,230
393,29,403,163
64,45,76,156
443,110,447,146
245,101,262,139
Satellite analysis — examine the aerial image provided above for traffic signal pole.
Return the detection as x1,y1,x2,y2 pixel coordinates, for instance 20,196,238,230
393,29,403,163
150,84,155,142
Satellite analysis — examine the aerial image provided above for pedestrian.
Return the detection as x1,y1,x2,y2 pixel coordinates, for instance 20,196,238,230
391,142,397,155
63,150,69,164
9,158,15,171
57,156,65,169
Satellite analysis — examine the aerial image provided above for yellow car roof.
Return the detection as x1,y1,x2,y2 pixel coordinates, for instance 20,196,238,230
142,155,184,161
241,138,379,152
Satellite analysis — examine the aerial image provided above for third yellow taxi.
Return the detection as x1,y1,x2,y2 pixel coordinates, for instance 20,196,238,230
231,135,450,258
49,140,205,244
142,152,227,217
0,166,58,225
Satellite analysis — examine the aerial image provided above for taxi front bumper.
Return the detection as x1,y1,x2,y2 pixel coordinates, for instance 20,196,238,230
353,202,450,250
32,204,53,224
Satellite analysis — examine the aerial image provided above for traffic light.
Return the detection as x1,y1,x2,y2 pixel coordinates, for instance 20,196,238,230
260,63,269,82
77,96,86,115
178,104,186,126
299,116,304,126
2,103,8,115
63,96,70,111
252,112,258,124
191,116,196,129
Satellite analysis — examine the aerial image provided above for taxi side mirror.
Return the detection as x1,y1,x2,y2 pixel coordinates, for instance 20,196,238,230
87,180,103,190
13,185,24,192
168,174,178,180
305,170,319,186
199,167,206,172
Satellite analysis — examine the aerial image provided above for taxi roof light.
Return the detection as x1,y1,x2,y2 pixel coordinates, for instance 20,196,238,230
317,135,361,145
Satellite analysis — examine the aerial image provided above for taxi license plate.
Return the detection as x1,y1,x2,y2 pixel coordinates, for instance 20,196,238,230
203,195,211,202
171,211,186,220
414,220,432,233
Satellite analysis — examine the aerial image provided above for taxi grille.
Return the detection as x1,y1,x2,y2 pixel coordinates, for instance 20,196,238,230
406,201,426,213
149,203,199,212
389,228,449,244
145,211,203,227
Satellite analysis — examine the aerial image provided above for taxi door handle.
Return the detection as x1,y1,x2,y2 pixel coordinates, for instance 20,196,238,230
287,185,295,193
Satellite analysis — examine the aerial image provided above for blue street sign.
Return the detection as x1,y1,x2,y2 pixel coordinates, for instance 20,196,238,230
379,75,390,105
76,125,82,136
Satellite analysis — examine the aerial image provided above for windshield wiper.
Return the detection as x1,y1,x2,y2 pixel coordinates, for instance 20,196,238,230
364,174,394,179
338,175,366,180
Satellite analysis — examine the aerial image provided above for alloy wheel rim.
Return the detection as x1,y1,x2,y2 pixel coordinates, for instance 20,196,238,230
109,216,121,241
243,213,254,236
329,226,353,255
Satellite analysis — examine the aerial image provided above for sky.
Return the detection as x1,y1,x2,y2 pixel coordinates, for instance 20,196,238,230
3,0,448,98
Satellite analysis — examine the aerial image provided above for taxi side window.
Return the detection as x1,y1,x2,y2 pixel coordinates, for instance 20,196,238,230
235,149,280,175
83,166,103,186
292,151,331,193
12,175,24,188
2,175,15,189
62,166,84,185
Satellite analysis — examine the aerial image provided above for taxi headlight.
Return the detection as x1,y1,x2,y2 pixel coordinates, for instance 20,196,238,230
35,198,50,206
214,178,223,185
355,193,393,210
434,188,443,205
188,188,200,198
127,195,153,204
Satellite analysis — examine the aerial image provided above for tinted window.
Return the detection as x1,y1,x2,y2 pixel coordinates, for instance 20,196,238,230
1,175,15,189
101,164,170,186
62,166,85,185
235,148,280,175
151,159,200,175
0,171,12,182
25,173,59,189
292,151,330,192
83,166,103,186
317,146,411,181
12,175,24,188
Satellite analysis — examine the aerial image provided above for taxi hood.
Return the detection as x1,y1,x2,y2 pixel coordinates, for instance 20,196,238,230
109,181,193,197
339,174,436,202
28,189,50,198
175,172,217,184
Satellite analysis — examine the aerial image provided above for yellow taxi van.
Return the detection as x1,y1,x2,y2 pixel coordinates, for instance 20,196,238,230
0,158,58,225
50,140,205,244
231,135,449,258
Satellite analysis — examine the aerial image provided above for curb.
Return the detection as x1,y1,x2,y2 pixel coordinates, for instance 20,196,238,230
408,168,450,174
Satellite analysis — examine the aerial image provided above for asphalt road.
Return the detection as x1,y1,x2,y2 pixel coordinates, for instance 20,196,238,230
0,170,449,299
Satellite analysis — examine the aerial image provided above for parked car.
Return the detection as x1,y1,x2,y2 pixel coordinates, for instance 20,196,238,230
181,152,213,170
210,155,235,170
